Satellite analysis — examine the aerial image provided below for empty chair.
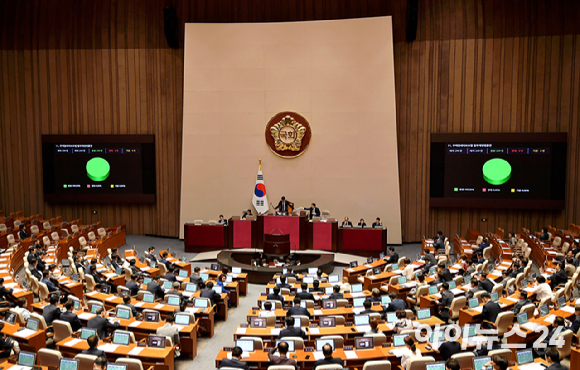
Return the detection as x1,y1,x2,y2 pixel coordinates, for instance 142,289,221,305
71,224,79,233
292,316,309,327
74,354,98,369
0,224,6,233
43,221,51,230
116,358,145,370
87,300,103,313
316,365,343,370
451,352,475,369
363,360,391,370
557,330,573,360
85,274,96,292
116,305,134,318
30,225,40,234
193,220,203,225
53,320,73,343
42,236,51,247
266,300,282,309
98,227,107,237
407,356,436,370
449,297,467,323
329,315,345,325
488,349,513,360
268,366,296,370
6,235,16,246
38,282,49,302
78,236,88,250
520,304,535,320
38,348,62,367
88,231,96,242
239,336,264,350
51,231,60,243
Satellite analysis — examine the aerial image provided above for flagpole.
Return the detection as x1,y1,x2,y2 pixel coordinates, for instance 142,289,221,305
259,158,261,171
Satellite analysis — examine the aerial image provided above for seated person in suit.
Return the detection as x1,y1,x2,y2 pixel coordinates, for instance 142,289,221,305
241,209,253,219
315,270,327,283
383,292,406,313
478,272,495,293
328,285,343,300
366,288,382,303
278,316,307,340
358,218,367,228
259,301,276,317
416,273,428,288
268,341,298,370
360,299,376,315
190,267,203,285
93,356,107,370
41,270,58,292
341,216,353,227
512,291,532,315
310,280,324,294
82,335,107,359
480,292,501,329
156,314,180,345
88,308,120,339
165,266,177,282
296,283,315,301
159,252,171,269
387,247,399,264
548,262,568,290
126,274,140,296
146,275,165,300
429,327,461,360
372,217,383,228
0,322,19,358
167,282,184,300
437,262,453,282
365,316,380,334
286,297,311,319
147,246,158,264
465,280,482,299
28,257,43,281
544,347,567,370
539,228,550,241
42,294,61,326
267,287,285,306
433,231,445,252
220,346,250,370
200,281,223,311
121,295,138,317
313,344,343,370
218,215,228,226
18,224,29,240
571,305,580,334
499,270,510,289
473,237,491,256
60,299,82,331
0,278,15,307
436,282,454,323
283,267,296,279
110,254,122,272
535,317,568,358
276,276,292,290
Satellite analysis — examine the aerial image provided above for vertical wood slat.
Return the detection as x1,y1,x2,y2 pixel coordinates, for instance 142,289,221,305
1,0,580,240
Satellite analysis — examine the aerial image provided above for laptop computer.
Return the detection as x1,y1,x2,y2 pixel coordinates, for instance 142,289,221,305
398,277,407,285
468,298,479,308
354,315,370,326
195,299,209,309
320,317,336,327
59,359,79,370
232,267,242,274
148,335,166,348
10,351,36,370
144,311,160,323
473,357,491,370
25,318,39,331
417,308,431,320
175,313,191,326
539,305,550,317
236,339,255,352
308,267,318,275
142,293,155,303
557,296,566,309
386,313,397,323
143,277,152,285
381,295,392,305
162,281,173,290
112,331,131,345
107,365,128,370
426,362,446,370
116,307,131,319
392,264,399,270
516,349,534,365
324,286,333,295
351,284,363,293
490,292,499,302
367,257,374,264
353,298,366,307
303,276,314,284
80,328,97,340
429,331,446,350
100,285,111,294
349,261,358,268
464,276,471,285
428,286,438,295
211,263,219,271
200,273,209,281
448,281,457,289
517,312,539,331
167,296,181,306
185,283,198,292
250,317,267,328
355,337,374,350
393,334,408,347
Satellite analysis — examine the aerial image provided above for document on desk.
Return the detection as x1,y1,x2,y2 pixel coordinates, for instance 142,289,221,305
129,321,142,327
344,351,358,359
12,288,22,294
369,276,377,279
270,328,281,335
86,291,98,297
185,308,200,314
350,293,366,298
313,310,323,315
309,328,320,335
106,296,117,301
356,325,371,333
518,363,547,370
313,352,325,361
128,347,145,356
78,313,96,320
13,328,36,338
135,302,145,307
346,268,355,272
66,283,77,288
236,327,247,335
505,297,519,302
543,315,556,324
560,306,575,313
463,249,473,253
4,282,17,289
472,306,484,313
154,303,166,309
63,338,82,347
98,344,119,352
390,348,405,357
352,308,364,315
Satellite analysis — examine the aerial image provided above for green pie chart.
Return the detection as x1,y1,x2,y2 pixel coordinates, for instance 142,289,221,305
86,157,110,182
482,158,511,185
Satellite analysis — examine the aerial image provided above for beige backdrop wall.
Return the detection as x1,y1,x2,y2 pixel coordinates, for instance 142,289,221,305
180,17,402,243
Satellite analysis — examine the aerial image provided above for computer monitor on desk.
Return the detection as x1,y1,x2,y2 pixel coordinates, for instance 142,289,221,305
59,358,79,370
112,331,131,346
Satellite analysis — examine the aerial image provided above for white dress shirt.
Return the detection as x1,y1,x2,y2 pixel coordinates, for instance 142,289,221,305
401,347,422,369
405,264,415,280
529,282,553,301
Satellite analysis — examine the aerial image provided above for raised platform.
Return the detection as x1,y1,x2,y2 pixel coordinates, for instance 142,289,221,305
216,251,335,284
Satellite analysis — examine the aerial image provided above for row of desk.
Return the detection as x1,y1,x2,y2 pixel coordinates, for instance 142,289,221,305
184,215,387,254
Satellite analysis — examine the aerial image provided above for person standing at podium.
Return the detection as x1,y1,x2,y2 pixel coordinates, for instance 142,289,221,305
306,203,321,220
274,196,293,214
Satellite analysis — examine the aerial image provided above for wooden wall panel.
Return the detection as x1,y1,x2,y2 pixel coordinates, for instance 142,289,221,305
1,0,580,240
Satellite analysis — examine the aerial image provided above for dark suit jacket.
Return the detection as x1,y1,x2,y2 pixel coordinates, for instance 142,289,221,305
19,230,29,240
329,292,343,300
313,357,343,370
220,357,250,370
148,253,158,263
42,304,61,326
545,363,568,370
479,279,494,293
296,292,315,301
439,290,454,318
341,221,353,227
465,286,481,299
482,301,501,328
266,294,285,305
286,306,311,318
372,222,383,228
82,347,107,359
549,270,568,288
388,253,400,264
0,286,13,303
147,281,165,300
513,298,532,315
441,268,453,282
190,274,203,285
268,352,297,369
167,290,184,301
384,299,406,312
126,280,139,296
42,278,58,292
165,273,177,282
434,236,445,251
275,200,291,212
278,326,307,339
60,310,82,331
308,207,321,219
200,288,221,305
87,315,120,339
31,268,42,281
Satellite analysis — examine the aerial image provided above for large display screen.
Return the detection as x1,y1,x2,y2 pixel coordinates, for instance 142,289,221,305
430,133,566,209
42,135,156,203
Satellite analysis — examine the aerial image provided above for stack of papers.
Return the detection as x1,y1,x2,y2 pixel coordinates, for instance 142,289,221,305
128,347,145,355
505,297,519,302
185,308,199,314
560,306,575,313
543,315,556,324
106,296,117,302
270,328,281,335
154,303,166,309
364,264,373,268
389,348,406,357
313,352,325,360
346,268,355,272
314,310,323,315
309,328,320,335
78,313,96,320
518,363,548,370
129,321,142,327
356,325,371,333
135,302,145,307
521,322,540,331
97,344,119,352
13,328,36,338
471,306,484,313
344,351,358,359
451,288,464,295
63,338,82,347
236,327,247,335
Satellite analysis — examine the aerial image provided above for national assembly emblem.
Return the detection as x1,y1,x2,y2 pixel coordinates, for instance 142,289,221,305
265,112,312,159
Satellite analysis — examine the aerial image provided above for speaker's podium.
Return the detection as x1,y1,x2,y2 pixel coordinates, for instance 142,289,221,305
263,233,290,256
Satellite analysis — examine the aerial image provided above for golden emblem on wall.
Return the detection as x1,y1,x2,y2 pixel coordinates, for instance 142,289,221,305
265,112,312,159
270,116,306,151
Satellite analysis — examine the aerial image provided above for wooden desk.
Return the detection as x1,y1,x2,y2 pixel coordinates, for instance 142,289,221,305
57,338,174,370
2,322,46,353
202,267,249,296
342,259,389,284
